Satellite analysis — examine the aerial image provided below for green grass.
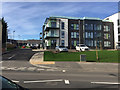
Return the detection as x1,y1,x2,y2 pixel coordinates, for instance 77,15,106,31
44,50,119,63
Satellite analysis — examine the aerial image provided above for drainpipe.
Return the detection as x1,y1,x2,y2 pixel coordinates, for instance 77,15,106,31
78,19,81,44
59,19,61,46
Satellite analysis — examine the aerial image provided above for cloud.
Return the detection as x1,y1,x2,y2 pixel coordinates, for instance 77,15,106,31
2,2,118,40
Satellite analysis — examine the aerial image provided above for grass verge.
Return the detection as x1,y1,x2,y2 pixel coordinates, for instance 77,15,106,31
44,50,119,63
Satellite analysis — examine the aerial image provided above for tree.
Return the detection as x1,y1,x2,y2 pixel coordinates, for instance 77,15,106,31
2,17,8,48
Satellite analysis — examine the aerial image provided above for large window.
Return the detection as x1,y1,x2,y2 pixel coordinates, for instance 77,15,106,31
61,31,64,38
51,22,56,27
94,24,101,30
94,32,101,38
61,22,64,29
71,24,79,30
85,40,93,46
104,25,110,31
104,33,110,39
85,32,93,38
61,40,64,46
104,41,111,47
71,40,77,47
71,32,79,38
85,24,93,30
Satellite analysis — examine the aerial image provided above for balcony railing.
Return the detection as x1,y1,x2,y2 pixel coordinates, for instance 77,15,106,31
44,34,59,39
44,22,60,31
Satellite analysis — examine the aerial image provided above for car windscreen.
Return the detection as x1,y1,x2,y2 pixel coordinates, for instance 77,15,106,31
59,46,65,48
1,76,18,89
80,45,86,47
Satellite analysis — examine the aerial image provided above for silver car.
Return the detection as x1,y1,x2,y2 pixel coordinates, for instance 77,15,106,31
55,46,68,52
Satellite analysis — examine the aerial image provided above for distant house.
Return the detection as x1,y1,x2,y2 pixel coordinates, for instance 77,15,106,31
26,40,41,47
16,39,41,48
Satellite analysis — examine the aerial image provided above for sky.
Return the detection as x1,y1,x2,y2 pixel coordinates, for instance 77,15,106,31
2,2,118,40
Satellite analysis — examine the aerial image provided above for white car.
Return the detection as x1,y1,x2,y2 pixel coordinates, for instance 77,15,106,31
76,44,89,51
55,46,68,52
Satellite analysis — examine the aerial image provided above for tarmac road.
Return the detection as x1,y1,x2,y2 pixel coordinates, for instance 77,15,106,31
1,48,119,89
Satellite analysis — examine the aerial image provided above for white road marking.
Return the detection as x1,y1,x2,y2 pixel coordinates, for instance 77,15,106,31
8,54,16,59
0,61,2,63
62,70,66,73
64,80,70,85
7,67,17,70
36,68,45,71
91,82,120,85
24,79,63,83
17,67,27,71
27,67,36,71
34,64,58,69
12,80,19,83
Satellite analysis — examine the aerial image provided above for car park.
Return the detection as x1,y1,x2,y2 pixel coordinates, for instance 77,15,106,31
55,46,68,52
76,44,89,51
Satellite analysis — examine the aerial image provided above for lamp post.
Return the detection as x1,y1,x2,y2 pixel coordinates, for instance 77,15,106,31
13,30,15,40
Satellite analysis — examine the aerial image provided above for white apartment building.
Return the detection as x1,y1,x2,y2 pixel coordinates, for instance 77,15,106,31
104,12,120,49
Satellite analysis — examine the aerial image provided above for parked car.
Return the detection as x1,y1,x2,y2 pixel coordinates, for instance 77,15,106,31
22,45,26,48
55,46,68,52
76,44,89,51
1,75,28,90
30,45,38,49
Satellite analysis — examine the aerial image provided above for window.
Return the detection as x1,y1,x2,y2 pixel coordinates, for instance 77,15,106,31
77,40,79,45
85,32,93,38
74,24,76,30
94,40,96,46
71,40,74,46
94,24,97,30
74,41,76,46
51,22,56,27
61,40,64,46
104,41,111,47
74,32,76,38
71,32,74,38
118,19,120,26
76,32,79,38
71,32,78,38
61,22,64,29
104,33,110,39
118,36,120,41
94,32,101,38
118,28,120,34
71,24,79,30
61,31,64,38
104,25,110,31
94,24,101,30
71,24,74,30
76,24,79,30
85,24,93,30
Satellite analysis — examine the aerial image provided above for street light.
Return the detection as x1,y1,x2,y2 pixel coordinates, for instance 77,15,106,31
13,30,15,40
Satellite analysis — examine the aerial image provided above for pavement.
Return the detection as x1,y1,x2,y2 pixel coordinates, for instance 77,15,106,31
30,51,55,65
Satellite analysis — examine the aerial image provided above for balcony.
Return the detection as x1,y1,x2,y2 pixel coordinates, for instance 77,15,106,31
44,33,59,39
44,21,60,31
